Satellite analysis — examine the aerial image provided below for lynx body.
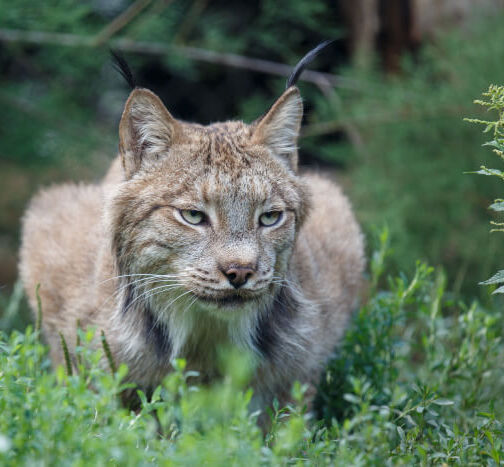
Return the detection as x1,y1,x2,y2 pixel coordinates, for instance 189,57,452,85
20,84,364,411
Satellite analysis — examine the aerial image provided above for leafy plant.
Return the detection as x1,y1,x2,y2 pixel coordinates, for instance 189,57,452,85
1,233,503,464
466,84,504,294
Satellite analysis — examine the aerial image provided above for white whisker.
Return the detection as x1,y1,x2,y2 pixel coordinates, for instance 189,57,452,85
98,272,188,286
127,283,185,311
182,295,199,314
98,276,185,310
116,276,183,295
159,289,194,310
98,268,193,310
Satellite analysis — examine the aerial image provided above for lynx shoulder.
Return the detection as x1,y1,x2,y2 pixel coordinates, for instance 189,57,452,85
19,64,364,412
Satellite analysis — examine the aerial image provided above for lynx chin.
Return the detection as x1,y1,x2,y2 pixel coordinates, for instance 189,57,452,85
19,57,364,417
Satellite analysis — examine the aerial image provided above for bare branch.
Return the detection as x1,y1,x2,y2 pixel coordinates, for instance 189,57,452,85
173,0,209,44
0,28,358,90
0,28,94,47
92,0,154,46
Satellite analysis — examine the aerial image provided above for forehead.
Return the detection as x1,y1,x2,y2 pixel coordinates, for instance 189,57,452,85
162,122,289,204
200,168,279,204
167,164,282,209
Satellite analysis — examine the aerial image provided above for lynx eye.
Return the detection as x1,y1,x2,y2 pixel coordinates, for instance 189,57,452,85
180,209,206,225
259,211,283,227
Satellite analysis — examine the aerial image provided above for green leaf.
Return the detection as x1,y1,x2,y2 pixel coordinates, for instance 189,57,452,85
474,168,503,176
479,270,504,285
489,201,504,211
483,139,504,150
137,390,148,407
343,393,361,404
432,398,454,406
492,285,504,294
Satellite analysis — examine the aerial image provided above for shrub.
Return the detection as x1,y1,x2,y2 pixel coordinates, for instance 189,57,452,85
1,237,503,464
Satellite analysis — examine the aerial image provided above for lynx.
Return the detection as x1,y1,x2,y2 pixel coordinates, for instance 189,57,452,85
19,46,364,415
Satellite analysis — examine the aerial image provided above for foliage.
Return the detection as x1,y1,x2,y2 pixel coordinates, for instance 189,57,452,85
333,16,504,297
466,84,504,295
1,237,503,465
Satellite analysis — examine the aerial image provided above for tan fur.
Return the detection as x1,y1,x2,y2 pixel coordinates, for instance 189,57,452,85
19,86,364,414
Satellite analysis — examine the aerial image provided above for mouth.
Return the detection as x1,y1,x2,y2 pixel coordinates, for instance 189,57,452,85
193,292,257,308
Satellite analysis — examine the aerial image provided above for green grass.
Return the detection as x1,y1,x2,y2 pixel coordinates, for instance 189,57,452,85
1,233,502,465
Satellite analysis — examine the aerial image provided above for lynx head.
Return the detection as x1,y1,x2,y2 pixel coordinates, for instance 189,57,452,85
107,85,310,324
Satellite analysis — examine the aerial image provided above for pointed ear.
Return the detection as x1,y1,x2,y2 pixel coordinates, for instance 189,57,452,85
251,86,303,171
119,88,180,178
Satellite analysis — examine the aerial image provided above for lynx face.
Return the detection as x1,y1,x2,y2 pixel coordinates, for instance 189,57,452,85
108,87,309,320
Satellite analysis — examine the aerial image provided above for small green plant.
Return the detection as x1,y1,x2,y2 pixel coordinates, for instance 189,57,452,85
466,84,504,293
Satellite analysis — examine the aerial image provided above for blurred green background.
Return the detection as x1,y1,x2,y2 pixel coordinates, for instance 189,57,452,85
1,0,504,329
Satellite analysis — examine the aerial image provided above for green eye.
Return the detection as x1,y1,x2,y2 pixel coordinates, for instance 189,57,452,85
180,209,206,225
259,211,283,227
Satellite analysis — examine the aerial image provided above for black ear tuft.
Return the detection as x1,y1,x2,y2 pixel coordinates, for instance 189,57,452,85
110,50,136,90
286,40,334,89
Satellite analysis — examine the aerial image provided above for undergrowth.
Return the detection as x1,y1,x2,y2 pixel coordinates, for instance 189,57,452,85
0,232,502,465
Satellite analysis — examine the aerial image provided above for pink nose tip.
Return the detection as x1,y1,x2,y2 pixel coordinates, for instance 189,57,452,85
223,266,255,288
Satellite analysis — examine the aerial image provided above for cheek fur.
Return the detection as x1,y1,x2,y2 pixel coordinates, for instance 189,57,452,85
255,220,296,277
127,210,211,270
262,213,296,250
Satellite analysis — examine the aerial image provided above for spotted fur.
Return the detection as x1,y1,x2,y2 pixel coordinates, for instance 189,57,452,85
19,85,365,417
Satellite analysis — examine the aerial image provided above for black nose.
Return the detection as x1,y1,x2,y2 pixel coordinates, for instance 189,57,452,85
223,265,255,288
